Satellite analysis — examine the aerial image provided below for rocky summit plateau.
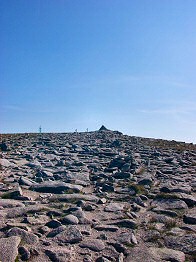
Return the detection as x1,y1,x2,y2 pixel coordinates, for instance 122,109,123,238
0,127,196,262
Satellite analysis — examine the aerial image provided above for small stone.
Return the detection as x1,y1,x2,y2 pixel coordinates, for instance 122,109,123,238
113,172,131,179
138,178,152,186
134,196,147,207
94,224,119,232
71,209,90,224
0,142,8,151
110,242,128,255
98,233,107,240
96,257,111,262
19,177,36,186
140,195,148,201
18,246,31,261
131,203,141,212
30,248,40,256
98,198,107,204
45,247,72,262
102,184,114,192
117,253,124,262
2,186,23,200
131,233,138,244
84,255,93,262
83,204,95,211
114,219,137,229
38,226,49,234
45,219,62,228
183,214,196,225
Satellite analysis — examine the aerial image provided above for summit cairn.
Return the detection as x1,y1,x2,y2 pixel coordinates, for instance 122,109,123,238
98,125,109,131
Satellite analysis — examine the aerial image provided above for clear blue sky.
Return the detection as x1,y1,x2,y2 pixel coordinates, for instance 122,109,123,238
1,0,196,143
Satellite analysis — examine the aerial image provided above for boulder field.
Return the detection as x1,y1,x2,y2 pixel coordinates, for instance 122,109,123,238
0,129,195,261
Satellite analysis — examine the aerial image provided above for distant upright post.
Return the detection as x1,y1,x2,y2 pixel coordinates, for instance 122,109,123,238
39,126,42,134
86,128,88,132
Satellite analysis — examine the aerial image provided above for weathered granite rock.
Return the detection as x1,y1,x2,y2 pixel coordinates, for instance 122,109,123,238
48,194,98,202
0,236,21,262
19,176,37,186
45,219,62,228
113,172,131,179
117,232,137,245
0,142,8,151
164,235,196,255
113,219,137,229
0,199,25,208
125,245,185,262
61,214,79,225
160,185,192,194
54,225,82,243
45,247,73,262
152,199,188,210
18,246,31,261
0,159,12,167
7,227,39,245
104,203,124,212
183,212,196,225
149,247,186,262
79,238,105,251
30,181,83,193
2,186,23,200
94,224,119,232
47,226,66,238
177,193,196,207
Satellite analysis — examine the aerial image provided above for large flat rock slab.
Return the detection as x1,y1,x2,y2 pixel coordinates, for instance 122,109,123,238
152,199,188,210
164,234,196,255
125,246,185,262
0,199,25,208
48,193,99,202
30,181,83,194
0,236,21,262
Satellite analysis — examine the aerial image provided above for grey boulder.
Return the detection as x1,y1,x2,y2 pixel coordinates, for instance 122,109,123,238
30,181,83,194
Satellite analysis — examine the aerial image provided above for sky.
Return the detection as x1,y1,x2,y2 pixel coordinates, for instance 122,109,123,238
1,0,196,143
